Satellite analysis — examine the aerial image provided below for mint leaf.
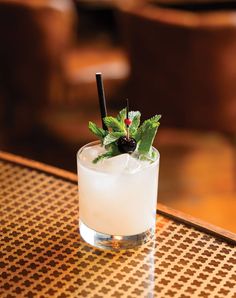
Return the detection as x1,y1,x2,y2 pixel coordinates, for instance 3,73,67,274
103,116,126,132
88,121,107,140
151,149,158,160
128,111,141,136
139,149,157,162
105,142,120,155
117,108,126,125
134,114,161,143
137,117,160,155
138,122,159,154
103,132,125,146
93,151,113,164
117,109,141,135
148,114,162,123
93,143,120,163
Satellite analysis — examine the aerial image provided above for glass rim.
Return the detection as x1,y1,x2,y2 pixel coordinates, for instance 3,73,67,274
77,140,160,172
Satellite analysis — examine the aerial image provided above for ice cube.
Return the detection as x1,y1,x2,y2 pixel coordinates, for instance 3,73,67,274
80,145,105,164
101,154,130,173
125,155,141,173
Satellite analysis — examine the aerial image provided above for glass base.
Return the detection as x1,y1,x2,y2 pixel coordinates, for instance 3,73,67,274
79,220,155,250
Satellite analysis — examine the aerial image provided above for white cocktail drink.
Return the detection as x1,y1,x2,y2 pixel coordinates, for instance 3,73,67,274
77,141,159,249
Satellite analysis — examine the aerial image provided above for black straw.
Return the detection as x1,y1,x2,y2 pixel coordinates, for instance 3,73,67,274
96,73,108,130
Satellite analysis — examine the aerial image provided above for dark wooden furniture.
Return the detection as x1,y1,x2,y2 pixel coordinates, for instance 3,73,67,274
0,0,129,152
117,1,236,134
0,151,235,297
0,0,76,141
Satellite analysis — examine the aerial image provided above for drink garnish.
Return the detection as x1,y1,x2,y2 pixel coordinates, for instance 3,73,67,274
89,108,161,163
90,73,161,163
117,99,137,153
117,136,137,153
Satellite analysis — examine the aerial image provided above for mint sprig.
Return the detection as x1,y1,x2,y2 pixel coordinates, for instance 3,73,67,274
128,111,141,136
136,117,160,155
88,108,161,163
93,143,120,164
103,116,126,133
116,109,141,137
88,121,107,141
93,151,114,164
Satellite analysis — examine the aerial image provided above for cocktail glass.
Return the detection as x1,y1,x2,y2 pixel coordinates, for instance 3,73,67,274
77,141,160,250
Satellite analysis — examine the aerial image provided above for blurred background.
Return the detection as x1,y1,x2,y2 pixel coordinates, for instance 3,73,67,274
0,0,235,232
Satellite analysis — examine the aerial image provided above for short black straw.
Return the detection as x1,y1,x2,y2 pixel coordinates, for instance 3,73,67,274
96,73,108,130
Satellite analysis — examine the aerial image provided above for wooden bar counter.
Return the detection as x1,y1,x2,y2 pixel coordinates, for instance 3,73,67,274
0,152,235,297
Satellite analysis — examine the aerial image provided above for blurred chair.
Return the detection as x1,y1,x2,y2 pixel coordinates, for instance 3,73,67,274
0,0,76,144
117,1,236,203
117,1,236,135
0,0,129,155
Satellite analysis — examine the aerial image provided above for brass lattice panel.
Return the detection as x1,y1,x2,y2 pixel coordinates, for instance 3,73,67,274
0,159,235,298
